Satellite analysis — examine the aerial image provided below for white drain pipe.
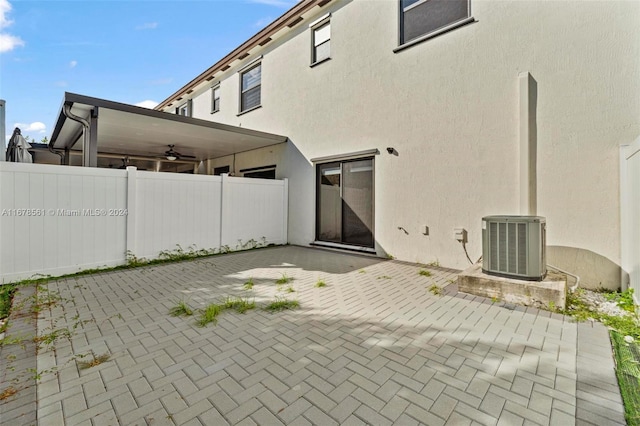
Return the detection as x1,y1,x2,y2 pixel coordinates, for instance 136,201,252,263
548,264,581,292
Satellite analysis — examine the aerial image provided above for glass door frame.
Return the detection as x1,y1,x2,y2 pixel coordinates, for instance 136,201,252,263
315,156,375,248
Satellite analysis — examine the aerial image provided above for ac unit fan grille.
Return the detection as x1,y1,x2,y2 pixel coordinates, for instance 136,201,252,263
488,221,529,275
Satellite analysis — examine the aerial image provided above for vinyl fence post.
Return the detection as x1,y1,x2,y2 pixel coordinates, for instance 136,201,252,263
126,166,137,261
282,178,289,245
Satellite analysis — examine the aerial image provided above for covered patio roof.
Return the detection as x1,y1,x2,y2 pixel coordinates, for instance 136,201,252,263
49,92,287,169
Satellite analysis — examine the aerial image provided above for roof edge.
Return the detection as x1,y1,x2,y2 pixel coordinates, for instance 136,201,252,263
156,0,331,111
50,92,288,149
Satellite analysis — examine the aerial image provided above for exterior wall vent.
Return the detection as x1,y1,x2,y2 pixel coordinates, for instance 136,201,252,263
482,215,546,281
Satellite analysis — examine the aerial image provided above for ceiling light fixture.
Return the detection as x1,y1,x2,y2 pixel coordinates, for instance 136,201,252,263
166,155,177,161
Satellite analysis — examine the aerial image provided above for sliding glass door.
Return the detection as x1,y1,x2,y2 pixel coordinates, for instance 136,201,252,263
316,158,374,248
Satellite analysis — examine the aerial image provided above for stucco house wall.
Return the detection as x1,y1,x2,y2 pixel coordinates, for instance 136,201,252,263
164,0,640,289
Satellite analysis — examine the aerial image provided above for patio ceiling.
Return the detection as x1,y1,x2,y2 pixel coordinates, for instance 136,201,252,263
49,92,288,165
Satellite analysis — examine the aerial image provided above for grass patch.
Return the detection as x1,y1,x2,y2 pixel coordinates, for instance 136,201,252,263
285,286,295,293
222,296,255,314
265,297,300,312
315,280,327,288
0,284,16,320
243,278,254,290
196,304,224,327
275,274,293,285
563,289,640,339
418,269,432,277
611,331,640,425
169,300,193,317
193,296,256,327
428,284,443,296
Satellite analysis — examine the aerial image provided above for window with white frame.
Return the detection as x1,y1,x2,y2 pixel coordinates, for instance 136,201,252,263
400,0,470,45
312,20,330,64
211,85,220,113
177,100,192,117
240,63,261,113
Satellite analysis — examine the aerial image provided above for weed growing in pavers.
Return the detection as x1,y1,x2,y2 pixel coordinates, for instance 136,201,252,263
275,274,293,285
265,297,300,312
76,351,111,370
358,269,366,274
194,296,256,327
426,260,440,267
284,285,295,293
0,284,16,321
418,269,432,277
222,296,255,314
604,288,636,313
377,275,392,280
243,278,254,290
196,304,223,327
428,284,443,296
611,331,640,425
315,280,327,288
169,300,194,317
562,289,640,339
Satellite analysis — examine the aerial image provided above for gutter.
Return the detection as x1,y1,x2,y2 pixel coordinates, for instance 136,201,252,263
62,103,90,165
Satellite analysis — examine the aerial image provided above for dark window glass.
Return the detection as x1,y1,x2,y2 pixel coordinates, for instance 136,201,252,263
212,87,220,112
401,0,469,44
243,168,275,179
213,165,230,175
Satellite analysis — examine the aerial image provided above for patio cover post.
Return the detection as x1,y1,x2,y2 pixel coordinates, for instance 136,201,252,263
83,107,99,167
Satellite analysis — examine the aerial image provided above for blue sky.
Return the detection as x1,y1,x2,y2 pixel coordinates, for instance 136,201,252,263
0,0,297,143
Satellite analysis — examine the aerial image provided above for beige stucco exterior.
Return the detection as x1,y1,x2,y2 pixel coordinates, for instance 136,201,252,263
161,0,640,289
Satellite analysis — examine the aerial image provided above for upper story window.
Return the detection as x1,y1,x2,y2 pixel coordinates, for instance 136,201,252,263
311,20,331,65
240,63,261,113
399,0,471,45
177,100,192,117
211,86,220,113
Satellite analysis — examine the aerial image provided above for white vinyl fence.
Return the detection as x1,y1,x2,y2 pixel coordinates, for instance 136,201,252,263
0,162,288,283
621,137,640,303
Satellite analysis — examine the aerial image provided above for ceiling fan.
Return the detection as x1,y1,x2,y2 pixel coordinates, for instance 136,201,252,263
164,144,196,161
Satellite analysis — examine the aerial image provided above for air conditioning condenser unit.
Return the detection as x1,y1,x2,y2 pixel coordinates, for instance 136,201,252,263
482,215,546,281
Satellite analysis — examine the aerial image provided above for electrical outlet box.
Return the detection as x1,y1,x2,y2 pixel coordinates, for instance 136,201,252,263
454,227,467,242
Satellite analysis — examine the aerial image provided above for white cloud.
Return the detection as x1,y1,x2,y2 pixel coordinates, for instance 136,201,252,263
55,80,68,87
249,0,296,7
0,0,13,29
69,60,77,68
14,121,46,133
135,100,158,109
136,22,158,30
0,33,23,52
0,0,23,53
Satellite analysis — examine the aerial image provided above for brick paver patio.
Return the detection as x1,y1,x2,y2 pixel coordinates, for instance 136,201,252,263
1,246,626,425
